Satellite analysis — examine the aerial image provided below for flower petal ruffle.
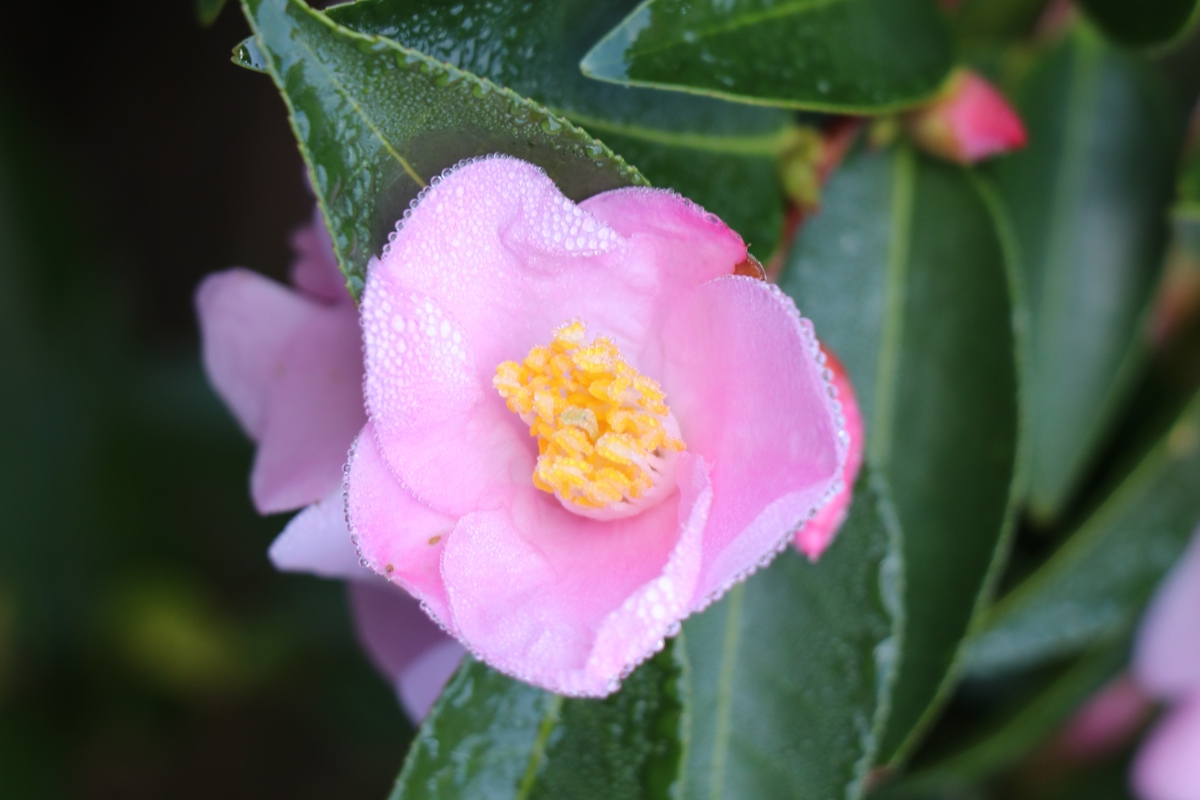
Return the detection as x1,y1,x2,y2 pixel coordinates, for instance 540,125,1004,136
440,454,711,696
660,276,844,599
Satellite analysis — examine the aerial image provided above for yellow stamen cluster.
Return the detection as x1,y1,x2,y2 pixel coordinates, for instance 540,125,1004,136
494,321,685,514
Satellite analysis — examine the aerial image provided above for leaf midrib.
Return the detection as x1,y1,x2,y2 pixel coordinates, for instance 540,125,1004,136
870,146,915,468
516,693,564,799
1027,31,1102,514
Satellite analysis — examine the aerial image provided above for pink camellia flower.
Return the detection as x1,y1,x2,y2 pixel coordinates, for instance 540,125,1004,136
196,206,465,720
199,155,856,707
1130,530,1200,800
345,155,850,696
904,69,1028,165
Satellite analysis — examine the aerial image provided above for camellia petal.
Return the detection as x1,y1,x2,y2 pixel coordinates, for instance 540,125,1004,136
659,276,844,597
268,488,368,581
197,267,365,514
196,268,319,440
347,425,458,625
249,299,365,513
438,454,711,696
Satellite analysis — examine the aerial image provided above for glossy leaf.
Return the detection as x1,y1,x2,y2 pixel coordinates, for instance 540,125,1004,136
966,389,1200,676
1080,0,1200,50
316,0,791,258
239,0,644,296
580,0,954,113
993,26,1180,522
231,37,268,73
681,470,903,800
392,643,684,799
884,640,1127,797
779,146,1020,764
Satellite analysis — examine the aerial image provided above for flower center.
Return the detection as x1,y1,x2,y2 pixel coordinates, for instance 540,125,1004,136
493,320,686,520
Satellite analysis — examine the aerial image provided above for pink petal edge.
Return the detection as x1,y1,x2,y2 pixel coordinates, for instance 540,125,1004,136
346,424,458,626
659,276,845,599
795,348,864,560
268,487,370,581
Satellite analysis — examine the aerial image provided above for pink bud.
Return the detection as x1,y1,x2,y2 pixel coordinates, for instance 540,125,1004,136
1053,676,1152,761
905,70,1027,165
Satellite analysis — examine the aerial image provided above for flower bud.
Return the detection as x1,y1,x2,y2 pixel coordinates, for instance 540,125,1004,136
905,69,1027,164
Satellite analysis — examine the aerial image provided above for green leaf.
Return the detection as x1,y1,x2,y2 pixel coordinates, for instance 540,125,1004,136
580,0,954,113
314,0,790,259
966,389,1200,675
884,639,1127,797
680,470,903,800
392,643,685,799
779,146,1021,764
992,26,1181,522
239,0,645,296
231,37,268,73
196,0,230,26
1079,0,1200,50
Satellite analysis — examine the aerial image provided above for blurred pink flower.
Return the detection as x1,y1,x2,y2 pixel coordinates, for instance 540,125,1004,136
905,69,1028,164
1130,531,1200,800
196,206,463,720
347,156,849,696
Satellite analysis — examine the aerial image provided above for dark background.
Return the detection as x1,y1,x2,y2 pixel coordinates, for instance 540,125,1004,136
0,2,414,797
